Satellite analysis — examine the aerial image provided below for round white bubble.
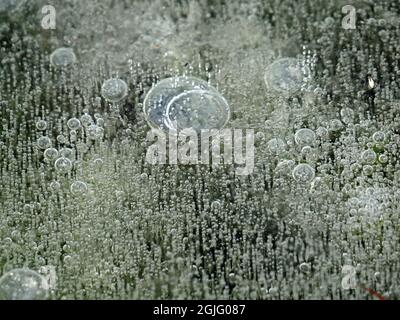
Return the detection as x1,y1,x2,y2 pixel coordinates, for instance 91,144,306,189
37,136,52,149
44,148,59,161
101,78,128,103
292,163,315,183
70,180,88,195
165,89,230,133
35,120,47,131
264,58,310,94
361,149,376,164
0,268,49,300
54,157,73,173
50,47,77,68
372,131,385,143
67,118,81,130
80,114,94,127
295,128,316,146
267,138,286,154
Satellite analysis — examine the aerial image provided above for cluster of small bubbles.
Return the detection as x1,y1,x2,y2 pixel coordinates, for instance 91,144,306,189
86,125,104,140
295,128,316,146
37,136,52,150
101,78,129,103
292,163,315,183
50,47,77,68
35,120,48,131
67,118,81,130
44,148,59,161
54,157,73,173
70,181,88,195
0,269,49,300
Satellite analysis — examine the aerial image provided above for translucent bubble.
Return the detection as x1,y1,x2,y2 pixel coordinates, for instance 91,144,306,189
76,142,89,154
211,200,221,210
92,158,104,167
44,148,59,161
372,131,385,143
363,165,374,176
316,127,329,139
267,138,286,154
275,159,295,175
56,135,67,144
50,47,77,68
0,269,49,300
54,157,73,173
165,89,230,133
340,107,354,124
299,262,311,273
329,119,344,131
50,181,61,191
35,120,47,131
80,114,94,127
264,58,310,94
37,136,52,149
256,132,265,141
361,149,376,164
292,163,315,183
70,181,88,195
96,118,105,127
59,148,74,159
143,76,225,132
301,146,314,158
378,154,388,164
295,128,316,146
101,78,128,103
67,118,81,130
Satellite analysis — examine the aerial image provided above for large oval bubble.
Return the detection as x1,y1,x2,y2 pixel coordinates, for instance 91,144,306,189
143,76,230,133
0,268,49,300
